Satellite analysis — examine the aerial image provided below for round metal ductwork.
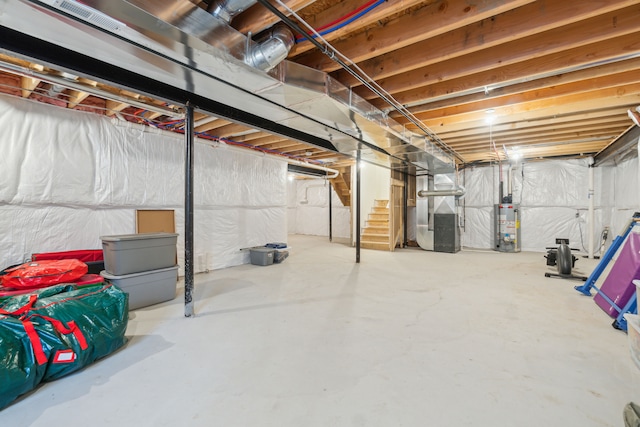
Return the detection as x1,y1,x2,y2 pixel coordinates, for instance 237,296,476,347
418,187,466,198
246,25,294,72
208,0,257,23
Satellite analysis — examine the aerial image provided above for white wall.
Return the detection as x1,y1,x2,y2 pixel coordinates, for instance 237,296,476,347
609,154,640,233
352,162,390,243
0,95,287,273
461,157,640,252
287,179,351,239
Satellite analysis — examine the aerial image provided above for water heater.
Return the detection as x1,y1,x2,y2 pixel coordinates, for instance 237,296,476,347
494,204,521,252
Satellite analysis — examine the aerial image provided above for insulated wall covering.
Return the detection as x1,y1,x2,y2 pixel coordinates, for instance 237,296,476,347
461,158,638,252
0,95,287,272
612,155,640,234
287,179,350,239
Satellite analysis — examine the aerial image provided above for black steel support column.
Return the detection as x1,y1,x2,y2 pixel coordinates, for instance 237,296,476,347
184,103,195,317
356,150,361,263
403,171,408,248
328,181,333,242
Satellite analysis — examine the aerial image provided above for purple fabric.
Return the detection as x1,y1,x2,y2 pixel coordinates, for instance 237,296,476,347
595,232,640,317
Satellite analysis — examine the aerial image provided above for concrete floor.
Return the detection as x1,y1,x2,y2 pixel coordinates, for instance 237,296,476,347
2,234,639,426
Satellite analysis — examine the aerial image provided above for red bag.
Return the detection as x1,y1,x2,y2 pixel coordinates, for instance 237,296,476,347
31,249,103,263
1,260,88,290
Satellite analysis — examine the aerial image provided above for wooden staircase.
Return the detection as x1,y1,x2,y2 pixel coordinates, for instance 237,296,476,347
329,166,351,207
361,199,391,251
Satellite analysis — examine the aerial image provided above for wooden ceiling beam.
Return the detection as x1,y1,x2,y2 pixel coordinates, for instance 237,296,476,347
208,122,258,138
67,91,92,108
334,0,638,89
103,89,141,117
445,120,631,146
289,0,425,57
66,77,97,108
392,34,640,119
408,70,640,122
230,131,273,143
440,111,631,139
195,118,232,132
462,141,608,162
232,0,314,35
193,115,218,129
193,112,209,121
415,84,640,129
21,76,40,98
248,135,288,146
447,125,631,149
464,139,611,156
404,57,640,115
293,0,534,72
451,129,626,150
285,146,321,155
105,100,131,116
364,9,640,104
260,140,306,150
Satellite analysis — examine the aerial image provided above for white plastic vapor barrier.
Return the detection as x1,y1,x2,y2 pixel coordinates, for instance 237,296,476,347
460,158,638,252
0,95,287,271
0,205,134,265
287,179,351,239
609,155,640,236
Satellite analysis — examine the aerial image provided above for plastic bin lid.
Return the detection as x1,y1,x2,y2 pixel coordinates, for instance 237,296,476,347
101,232,178,242
265,242,287,248
250,247,275,253
100,265,178,279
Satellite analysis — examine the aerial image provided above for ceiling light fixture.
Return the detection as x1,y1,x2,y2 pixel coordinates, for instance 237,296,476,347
485,109,496,125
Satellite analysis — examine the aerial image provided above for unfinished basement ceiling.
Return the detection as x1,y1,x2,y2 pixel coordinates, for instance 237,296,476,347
0,0,639,167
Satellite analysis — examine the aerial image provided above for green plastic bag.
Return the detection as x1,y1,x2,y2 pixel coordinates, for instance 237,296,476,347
0,283,128,410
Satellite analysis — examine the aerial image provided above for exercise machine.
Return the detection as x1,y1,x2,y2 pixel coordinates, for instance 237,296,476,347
544,238,587,281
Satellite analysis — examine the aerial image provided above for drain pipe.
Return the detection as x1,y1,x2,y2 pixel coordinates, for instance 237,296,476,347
329,183,333,242
356,149,361,263
588,157,595,259
299,182,327,204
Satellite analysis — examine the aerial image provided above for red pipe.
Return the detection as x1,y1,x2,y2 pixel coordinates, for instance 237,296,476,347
296,0,379,39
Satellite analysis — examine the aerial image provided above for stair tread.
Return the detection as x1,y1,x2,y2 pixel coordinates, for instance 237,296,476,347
363,228,389,234
361,242,391,251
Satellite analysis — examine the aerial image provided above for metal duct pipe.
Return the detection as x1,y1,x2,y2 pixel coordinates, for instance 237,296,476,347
208,0,257,23
418,188,466,198
247,25,294,72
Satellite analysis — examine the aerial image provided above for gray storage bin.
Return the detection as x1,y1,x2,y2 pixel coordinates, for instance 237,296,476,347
100,265,178,310
101,232,178,275
274,250,289,263
249,247,275,266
